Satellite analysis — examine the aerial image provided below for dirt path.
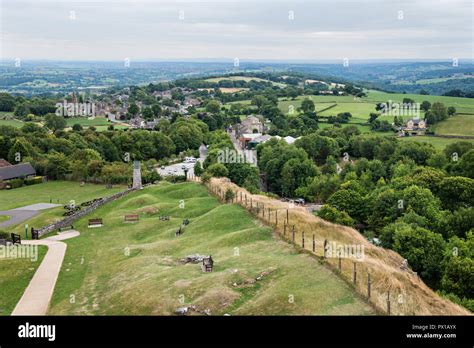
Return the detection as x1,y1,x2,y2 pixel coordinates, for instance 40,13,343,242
11,230,80,316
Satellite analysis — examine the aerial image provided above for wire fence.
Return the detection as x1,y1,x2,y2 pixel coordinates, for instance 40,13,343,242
205,182,428,315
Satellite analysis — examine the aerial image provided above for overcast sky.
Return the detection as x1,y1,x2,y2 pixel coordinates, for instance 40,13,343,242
0,0,472,61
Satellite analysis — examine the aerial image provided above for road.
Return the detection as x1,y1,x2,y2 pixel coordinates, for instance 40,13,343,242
0,203,62,228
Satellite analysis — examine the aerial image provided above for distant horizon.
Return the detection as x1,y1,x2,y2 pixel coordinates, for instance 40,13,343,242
1,58,473,64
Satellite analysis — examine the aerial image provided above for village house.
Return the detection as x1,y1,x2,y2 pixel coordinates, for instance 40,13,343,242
0,161,36,181
236,115,264,137
402,118,427,135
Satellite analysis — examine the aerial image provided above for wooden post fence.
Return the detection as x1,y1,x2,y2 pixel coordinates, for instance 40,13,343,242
292,225,295,242
338,256,342,271
302,231,305,249
286,209,289,225
367,273,371,299
312,234,315,252
387,290,391,315
353,262,357,285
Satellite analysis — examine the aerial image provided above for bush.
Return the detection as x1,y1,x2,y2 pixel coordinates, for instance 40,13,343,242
0,231,10,239
8,178,24,189
317,205,354,227
24,176,43,186
164,175,186,183
225,188,235,202
201,172,211,184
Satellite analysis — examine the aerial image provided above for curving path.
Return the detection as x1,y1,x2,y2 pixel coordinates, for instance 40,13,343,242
11,230,80,316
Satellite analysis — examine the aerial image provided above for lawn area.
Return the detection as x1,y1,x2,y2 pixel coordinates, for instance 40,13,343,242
48,182,374,315
205,76,286,88
432,114,474,136
0,118,24,128
0,181,126,237
65,117,111,127
0,246,47,315
364,90,474,115
398,136,474,151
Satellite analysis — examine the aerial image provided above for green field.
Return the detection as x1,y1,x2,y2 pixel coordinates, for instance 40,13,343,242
0,246,47,315
65,117,111,127
46,182,374,315
432,114,474,136
0,118,24,128
398,136,474,151
0,181,125,237
364,90,474,115
205,76,286,88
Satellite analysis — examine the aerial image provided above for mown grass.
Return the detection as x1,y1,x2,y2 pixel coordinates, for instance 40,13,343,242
432,114,474,136
398,136,474,151
0,118,24,128
0,181,125,238
48,182,374,315
0,246,47,315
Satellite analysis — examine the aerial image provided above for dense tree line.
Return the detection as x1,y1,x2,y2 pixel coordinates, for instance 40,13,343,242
255,127,473,309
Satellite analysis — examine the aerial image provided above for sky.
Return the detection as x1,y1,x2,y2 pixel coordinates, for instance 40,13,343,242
0,0,472,62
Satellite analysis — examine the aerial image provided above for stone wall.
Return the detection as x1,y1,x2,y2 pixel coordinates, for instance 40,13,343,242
37,188,135,237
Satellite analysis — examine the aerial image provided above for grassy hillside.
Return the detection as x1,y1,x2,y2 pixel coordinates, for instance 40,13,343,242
48,182,374,315
431,114,474,136
210,178,470,315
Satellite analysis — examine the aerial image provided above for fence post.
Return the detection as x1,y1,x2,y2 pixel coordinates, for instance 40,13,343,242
286,209,289,225
312,234,315,252
251,197,253,209
387,290,391,315
268,208,270,221
262,204,265,218
302,231,305,248
275,210,278,226
367,273,371,299
292,225,295,242
324,239,328,258
338,256,341,271
245,194,247,206
284,223,287,236
353,262,357,285
240,191,242,202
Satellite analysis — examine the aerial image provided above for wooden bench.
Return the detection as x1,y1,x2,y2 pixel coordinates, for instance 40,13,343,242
11,233,21,245
159,216,170,221
124,214,139,223
88,218,103,228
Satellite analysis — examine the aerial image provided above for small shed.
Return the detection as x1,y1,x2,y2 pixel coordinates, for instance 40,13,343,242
201,255,214,272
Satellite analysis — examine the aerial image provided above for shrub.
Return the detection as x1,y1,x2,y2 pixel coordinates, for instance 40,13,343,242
317,205,354,227
225,188,235,202
201,172,211,184
24,176,43,186
8,178,24,189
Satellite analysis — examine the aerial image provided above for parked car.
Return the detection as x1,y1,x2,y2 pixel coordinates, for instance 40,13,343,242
294,198,305,205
